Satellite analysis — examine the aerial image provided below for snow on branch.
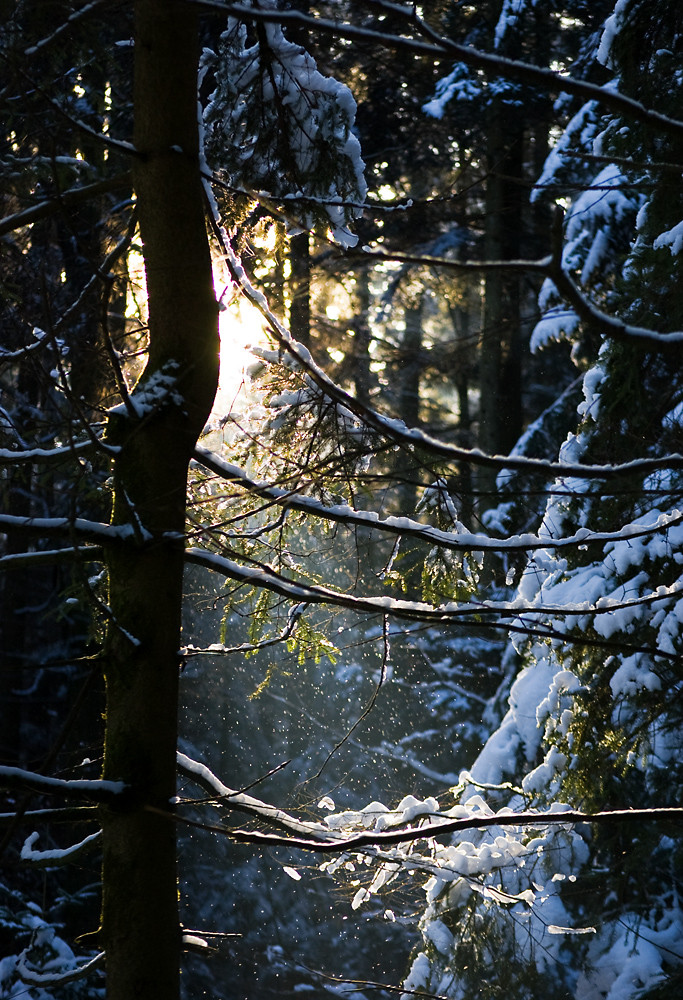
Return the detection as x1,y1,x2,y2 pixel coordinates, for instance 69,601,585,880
0,546,104,571
20,830,102,868
193,446,683,556
173,755,681,928
20,0,107,59
177,751,341,842
16,949,104,988
0,764,126,803
0,172,132,238
181,602,305,658
0,440,102,463
548,210,683,350
0,512,151,545
183,804,683,854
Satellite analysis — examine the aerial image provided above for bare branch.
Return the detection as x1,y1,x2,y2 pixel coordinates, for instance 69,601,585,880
0,172,132,238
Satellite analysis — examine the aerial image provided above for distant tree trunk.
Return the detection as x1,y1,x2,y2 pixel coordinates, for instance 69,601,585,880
101,3,219,998
268,220,287,322
447,298,475,525
478,109,524,506
396,296,424,514
289,230,311,346
351,266,372,405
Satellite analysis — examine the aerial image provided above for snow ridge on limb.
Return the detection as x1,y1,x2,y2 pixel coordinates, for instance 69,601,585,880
0,764,126,802
177,751,338,841
20,830,102,867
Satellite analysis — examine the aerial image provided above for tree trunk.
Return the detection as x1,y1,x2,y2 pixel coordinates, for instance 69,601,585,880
478,109,524,507
289,231,311,346
101,2,219,998
351,267,372,405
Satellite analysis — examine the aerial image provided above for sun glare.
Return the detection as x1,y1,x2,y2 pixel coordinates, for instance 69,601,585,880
214,291,268,417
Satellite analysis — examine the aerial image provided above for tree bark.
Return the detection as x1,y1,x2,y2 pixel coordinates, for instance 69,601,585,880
289,231,311,346
478,109,524,507
101,2,219,997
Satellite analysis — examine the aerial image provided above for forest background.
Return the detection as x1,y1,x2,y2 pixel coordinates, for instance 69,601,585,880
1,1,682,999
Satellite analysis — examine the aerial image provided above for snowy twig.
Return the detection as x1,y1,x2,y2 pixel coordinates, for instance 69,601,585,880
180,602,306,658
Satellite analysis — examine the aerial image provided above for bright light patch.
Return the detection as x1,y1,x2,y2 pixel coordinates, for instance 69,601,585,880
213,291,268,416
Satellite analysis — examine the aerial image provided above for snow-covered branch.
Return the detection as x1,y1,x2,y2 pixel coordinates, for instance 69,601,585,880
20,830,102,868
16,949,105,988
0,513,150,545
0,440,102,463
549,211,683,350
0,765,126,803
193,1,683,141
180,602,305,658
184,546,682,662
177,752,341,842
194,446,683,555
0,546,104,571
172,760,683,857
0,172,132,238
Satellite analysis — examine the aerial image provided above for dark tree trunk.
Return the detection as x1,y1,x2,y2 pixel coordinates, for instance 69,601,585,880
289,231,311,346
100,2,219,997
352,267,372,406
478,110,524,506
